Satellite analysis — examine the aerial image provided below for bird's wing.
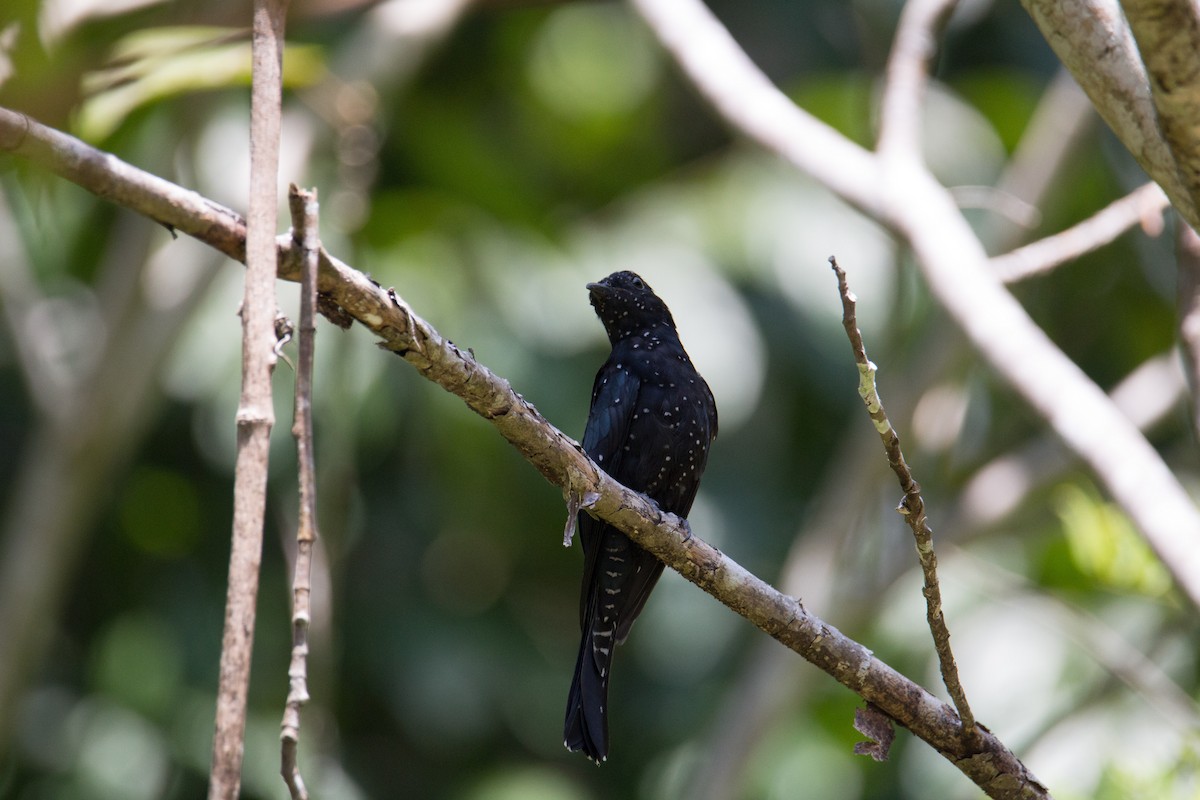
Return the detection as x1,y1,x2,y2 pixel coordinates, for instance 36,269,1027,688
577,361,640,627
610,374,718,640
619,378,716,515
582,360,637,467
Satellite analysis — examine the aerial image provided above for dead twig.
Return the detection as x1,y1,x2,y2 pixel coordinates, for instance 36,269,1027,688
831,256,977,739
280,185,320,800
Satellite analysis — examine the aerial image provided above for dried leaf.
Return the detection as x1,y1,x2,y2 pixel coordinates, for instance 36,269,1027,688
853,704,894,762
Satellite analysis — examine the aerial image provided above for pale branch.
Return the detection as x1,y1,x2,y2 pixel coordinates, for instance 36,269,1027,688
628,0,1200,611
831,257,977,737
622,0,882,219
281,185,320,800
1019,0,1200,231
0,109,247,261
950,185,1043,229
991,182,1169,283
208,0,289,797
895,152,1200,608
1119,0,1200,216
876,0,960,159
0,110,1046,800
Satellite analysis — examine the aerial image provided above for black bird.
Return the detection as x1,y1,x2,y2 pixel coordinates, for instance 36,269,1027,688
564,270,718,762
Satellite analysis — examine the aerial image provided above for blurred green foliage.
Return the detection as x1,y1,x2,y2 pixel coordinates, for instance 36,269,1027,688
1,1,1198,799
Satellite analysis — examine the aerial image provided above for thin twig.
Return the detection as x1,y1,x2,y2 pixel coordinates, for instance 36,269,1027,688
0,108,248,261
950,185,1043,229
992,182,1169,283
281,185,319,800
208,1,289,797
831,256,977,738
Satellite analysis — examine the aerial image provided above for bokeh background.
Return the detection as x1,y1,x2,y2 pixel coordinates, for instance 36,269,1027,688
1,0,1197,798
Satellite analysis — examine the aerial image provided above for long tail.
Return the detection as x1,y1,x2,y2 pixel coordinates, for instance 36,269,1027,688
563,617,614,762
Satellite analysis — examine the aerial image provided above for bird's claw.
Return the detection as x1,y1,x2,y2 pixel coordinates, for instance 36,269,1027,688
679,518,694,543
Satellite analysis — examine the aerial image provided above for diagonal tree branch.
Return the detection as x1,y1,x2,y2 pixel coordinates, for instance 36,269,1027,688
1020,0,1200,231
618,0,881,217
0,106,1047,799
991,181,1169,282
0,108,248,260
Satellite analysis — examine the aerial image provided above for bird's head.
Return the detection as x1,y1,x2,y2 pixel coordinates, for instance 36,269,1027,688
587,271,677,343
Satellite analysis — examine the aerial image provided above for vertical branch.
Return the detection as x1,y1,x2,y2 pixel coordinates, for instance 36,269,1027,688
625,0,881,218
1176,223,1200,442
876,0,960,158
830,257,978,738
281,185,320,800
208,0,290,797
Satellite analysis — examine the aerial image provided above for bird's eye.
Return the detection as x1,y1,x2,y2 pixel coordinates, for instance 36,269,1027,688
630,276,645,289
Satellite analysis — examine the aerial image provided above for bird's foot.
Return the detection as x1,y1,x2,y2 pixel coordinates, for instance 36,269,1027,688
679,518,694,543
562,489,602,547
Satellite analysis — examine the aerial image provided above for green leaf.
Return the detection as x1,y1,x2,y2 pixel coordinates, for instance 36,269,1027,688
77,27,324,141
1056,483,1172,597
